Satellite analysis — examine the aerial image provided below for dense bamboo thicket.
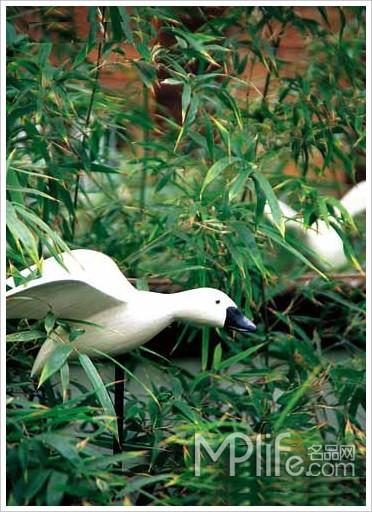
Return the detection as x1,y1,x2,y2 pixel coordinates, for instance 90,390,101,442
6,6,366,506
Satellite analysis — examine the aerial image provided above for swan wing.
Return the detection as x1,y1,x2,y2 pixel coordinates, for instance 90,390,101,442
7,278,127,319
6,249,136,319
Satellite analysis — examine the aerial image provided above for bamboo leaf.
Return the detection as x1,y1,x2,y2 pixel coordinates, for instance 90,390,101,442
78,354,118,438
181,83,191,124
200,157,242,197
38,43,52,66
215,343,264,371
6,330,45,343
6,201,39,261
6,164,25,205
109,7,124,42
274,366,321,432
60,362,70,403
40,433,79,463
118,7,134,44
91,349,160,407
212,343,222,369
173,400,201,424
44,312,56,335
38,343,74,387
46,471,68,506
117,474,172,498
252,172,285,236
232,222,267,276
260,223,328,279
330,221,363,272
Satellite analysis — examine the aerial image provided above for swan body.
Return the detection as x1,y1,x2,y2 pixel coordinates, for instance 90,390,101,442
6,250,256,375
264,181,366,269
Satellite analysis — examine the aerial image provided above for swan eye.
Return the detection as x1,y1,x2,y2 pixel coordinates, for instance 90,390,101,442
215,300,220,304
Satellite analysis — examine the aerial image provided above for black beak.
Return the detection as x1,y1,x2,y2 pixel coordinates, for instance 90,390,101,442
224,307,257,334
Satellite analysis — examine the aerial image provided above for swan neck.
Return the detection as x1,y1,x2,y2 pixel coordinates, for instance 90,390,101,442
166,290,205,323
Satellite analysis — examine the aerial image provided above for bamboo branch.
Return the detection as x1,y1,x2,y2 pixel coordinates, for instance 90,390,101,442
140,86,150,214
71,6,107,240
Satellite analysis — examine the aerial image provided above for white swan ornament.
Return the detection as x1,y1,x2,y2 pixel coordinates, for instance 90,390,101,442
6,250,257,376
264,181,367,270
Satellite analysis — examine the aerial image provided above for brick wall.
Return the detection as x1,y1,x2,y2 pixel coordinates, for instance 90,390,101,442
9,6,364,186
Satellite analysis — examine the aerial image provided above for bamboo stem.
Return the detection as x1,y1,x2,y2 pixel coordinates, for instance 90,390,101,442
71,6,107,240
140,86,150,214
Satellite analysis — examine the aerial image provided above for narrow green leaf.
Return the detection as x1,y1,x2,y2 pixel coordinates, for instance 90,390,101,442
232,222,267,276
327,196,357,231
13,203,70,255
212,343,222,369
60,362,70,403
46,471,68,506
210,116,230,152
260,223,328,279
40,433,79,463
91,349,161,407
217,89,243,129
38,43,52,66
200,156,242,197
6,21,16,45
78,354,118,438
109,7,124,41
330,221,363,272
90,162,120,173
228,167,252,202
118,7,134,44
6,330,45,342
44,312,56,335
117,474,172,498
274,366,321,432
173,400,200,424
38,343,74,387
204,114,215,162
7,186,59,202
252,172,285,236
254,177,267,227
224,236,246,278
6,201,39,261
181,83,191,124
23,469,51,502
6,165,25,205
216,343,264,371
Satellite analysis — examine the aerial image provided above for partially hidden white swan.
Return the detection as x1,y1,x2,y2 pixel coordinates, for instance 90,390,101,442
264,181,367,269
6,249,256,376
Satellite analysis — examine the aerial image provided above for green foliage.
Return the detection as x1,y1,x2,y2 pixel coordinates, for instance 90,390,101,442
6,6,365,506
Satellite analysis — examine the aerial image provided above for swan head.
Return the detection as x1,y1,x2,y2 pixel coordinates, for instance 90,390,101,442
173,288,256,334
